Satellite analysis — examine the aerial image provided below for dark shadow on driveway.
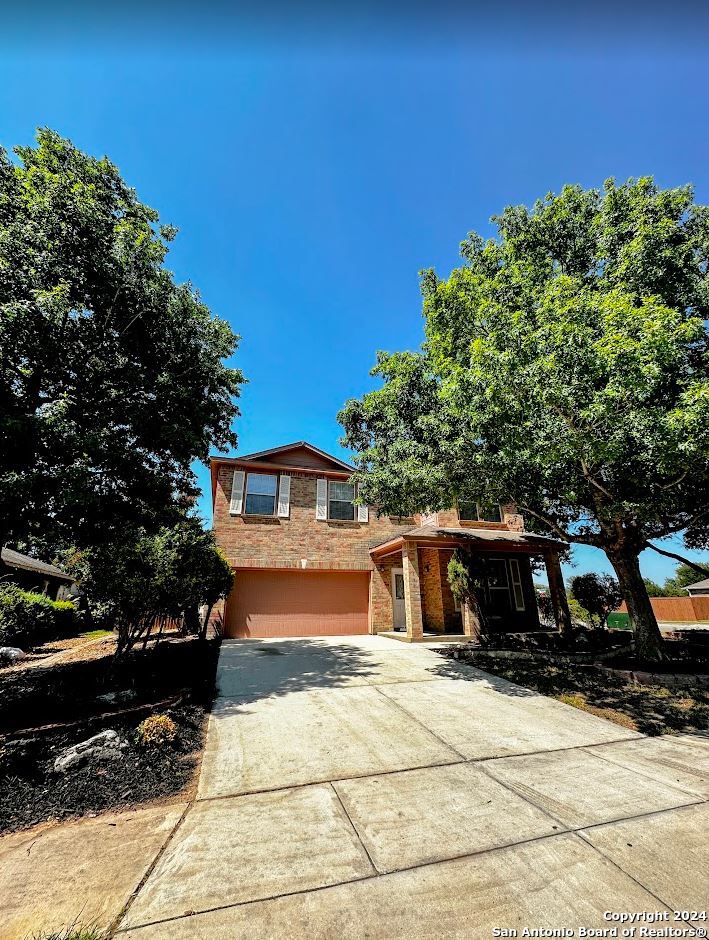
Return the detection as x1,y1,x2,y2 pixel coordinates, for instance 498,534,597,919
212,637,542,710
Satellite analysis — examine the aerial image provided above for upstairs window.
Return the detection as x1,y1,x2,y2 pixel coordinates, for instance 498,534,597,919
244,472,277,515
458,501,478,522
478,504,503,523
328,481,355,520
458,501,503,523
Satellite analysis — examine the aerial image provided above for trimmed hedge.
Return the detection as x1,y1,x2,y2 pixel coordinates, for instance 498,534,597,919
0,584,78,649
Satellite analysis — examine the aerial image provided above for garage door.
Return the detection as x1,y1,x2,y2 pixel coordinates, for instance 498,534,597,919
224,570,370,638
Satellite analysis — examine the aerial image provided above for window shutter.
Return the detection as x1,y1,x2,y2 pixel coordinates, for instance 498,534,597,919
229,470,245,515
316,478,328,520
357,503,369,523
277,474,291,518
509,558,525,611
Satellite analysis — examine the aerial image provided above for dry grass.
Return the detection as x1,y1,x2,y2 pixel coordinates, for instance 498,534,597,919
556,692,639,730
446,651,709,736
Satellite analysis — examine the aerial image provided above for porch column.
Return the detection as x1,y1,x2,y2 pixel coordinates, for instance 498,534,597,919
544,549,572,635
461,597,482,644
403,540,424,641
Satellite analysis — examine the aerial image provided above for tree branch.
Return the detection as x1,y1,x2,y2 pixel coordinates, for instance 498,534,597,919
647,504,709,540
517,504,598,545
660,470,688,490
643,542,709,579
550,404,616,501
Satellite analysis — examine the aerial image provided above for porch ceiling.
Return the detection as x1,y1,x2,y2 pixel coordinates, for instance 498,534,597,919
369,526,565,561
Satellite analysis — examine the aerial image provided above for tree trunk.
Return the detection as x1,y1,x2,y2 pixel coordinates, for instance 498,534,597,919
544,549,573,636
200,603,214,641
606,546,664,662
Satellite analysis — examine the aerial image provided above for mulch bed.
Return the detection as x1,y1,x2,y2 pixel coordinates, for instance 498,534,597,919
0,636,220,834
0,701,206,834
0,634,218,732
441,646,709,736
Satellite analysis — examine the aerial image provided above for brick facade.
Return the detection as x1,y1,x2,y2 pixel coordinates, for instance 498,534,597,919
211,444,541,637
213,465,413,571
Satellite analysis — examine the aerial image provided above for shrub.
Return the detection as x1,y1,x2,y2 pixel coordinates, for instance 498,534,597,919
447,551,472,606
568,598,593,626
136,714,178,747
0,584,78,649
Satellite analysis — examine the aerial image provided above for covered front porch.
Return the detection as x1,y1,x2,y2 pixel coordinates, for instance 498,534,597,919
369,526,571,643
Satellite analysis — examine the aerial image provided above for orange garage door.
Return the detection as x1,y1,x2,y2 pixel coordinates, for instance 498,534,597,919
224,570,370,638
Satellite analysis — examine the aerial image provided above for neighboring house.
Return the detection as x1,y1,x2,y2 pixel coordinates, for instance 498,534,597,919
0,547,75,601
210,441,570,641
686,578,709,596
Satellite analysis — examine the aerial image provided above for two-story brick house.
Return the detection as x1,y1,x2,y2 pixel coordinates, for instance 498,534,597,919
210,441,571,641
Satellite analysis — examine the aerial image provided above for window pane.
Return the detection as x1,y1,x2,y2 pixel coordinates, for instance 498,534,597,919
329,481,354,501
478,504,502,522
245,493,276,515
394,573,405,600
486,559,509,589
329,499,355,520
328,480,354,520
458,501,477,521
246,473,277,497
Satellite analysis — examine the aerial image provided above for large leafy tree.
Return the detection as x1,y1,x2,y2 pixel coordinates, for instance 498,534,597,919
340,179,709,662
0,129,243,552
64,517,234,655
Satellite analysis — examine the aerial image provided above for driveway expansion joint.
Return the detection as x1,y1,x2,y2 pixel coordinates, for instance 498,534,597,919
109,638,709,938
110,802,193,936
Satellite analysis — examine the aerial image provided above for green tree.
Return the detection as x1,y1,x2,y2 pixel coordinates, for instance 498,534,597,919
643,578,667,597
569,573,622,627
0,129,243,552
64,517,234,655
662,562,708,596
340,179,709,662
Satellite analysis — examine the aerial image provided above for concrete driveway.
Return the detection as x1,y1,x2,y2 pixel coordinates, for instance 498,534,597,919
112,636,709,938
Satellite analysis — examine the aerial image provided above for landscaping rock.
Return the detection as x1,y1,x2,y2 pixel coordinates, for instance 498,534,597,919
0,647,26,664
52,729,127,773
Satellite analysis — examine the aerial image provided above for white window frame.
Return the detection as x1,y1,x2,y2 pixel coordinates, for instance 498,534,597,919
508,557,526,611
485,557,511,610
327,479,356,521
243,471,279,517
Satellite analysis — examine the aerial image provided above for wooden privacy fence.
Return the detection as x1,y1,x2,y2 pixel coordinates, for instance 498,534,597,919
618,595,709,623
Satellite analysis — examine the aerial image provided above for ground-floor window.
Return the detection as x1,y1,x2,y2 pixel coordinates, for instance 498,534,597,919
480,557,526,616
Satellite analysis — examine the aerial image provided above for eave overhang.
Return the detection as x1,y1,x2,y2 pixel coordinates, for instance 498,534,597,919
369,527,567,561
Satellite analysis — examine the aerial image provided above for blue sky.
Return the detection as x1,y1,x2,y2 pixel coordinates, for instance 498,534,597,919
2,4,708,585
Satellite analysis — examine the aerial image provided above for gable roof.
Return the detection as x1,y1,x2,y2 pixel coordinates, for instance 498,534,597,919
237,441,355,472
209,441,356,505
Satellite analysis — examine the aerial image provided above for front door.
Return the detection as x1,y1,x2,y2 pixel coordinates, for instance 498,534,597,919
391,568,406,630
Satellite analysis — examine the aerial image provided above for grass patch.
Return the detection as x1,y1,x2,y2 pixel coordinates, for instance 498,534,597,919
555,692,639,731
444,651,709,736
80,629,113,641
31,925,104,940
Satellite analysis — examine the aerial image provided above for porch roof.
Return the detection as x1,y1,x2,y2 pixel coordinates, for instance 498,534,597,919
369,525,565,560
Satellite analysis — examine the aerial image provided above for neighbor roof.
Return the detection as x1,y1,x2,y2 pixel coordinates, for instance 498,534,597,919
1,547,74,581
686,577,709,592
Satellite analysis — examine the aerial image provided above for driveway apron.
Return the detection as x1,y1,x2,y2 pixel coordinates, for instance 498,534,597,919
116,635,709,939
